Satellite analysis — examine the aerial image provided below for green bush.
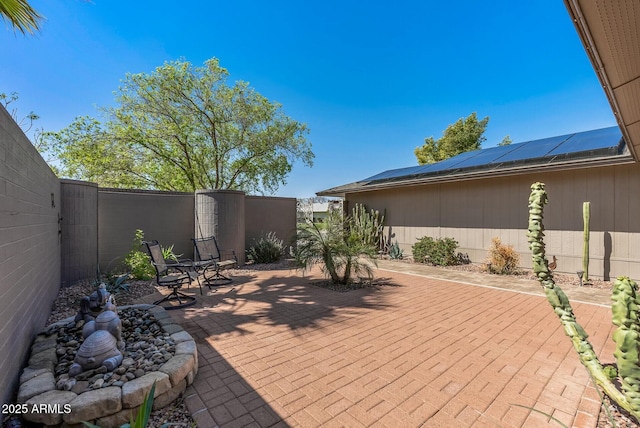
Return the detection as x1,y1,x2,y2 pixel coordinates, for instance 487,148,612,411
412,236,458,266
247,232,284,264
124,229,155,280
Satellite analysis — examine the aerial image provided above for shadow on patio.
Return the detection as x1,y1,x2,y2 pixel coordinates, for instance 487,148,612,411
143,267,400,426
140,265,614,427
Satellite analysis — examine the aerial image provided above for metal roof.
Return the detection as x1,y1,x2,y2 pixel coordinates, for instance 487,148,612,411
318,126,633,197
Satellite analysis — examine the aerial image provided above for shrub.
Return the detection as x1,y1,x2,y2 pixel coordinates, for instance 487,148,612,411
487,237,520,274
124,229,155,280
247,232,284,264
412,236,458,266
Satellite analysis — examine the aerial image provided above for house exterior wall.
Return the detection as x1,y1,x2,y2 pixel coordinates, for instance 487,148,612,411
245,196,297,250
97,189,195,270
0,106,61,407
347,163,640,280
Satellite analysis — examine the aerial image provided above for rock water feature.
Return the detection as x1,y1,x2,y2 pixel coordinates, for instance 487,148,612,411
15,304,197,427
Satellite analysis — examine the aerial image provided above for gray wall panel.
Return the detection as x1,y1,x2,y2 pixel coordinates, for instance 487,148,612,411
0,106,61,407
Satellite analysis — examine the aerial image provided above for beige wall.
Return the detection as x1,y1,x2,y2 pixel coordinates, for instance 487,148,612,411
245,196,297,250
98,190,296,270
98,189,195,270
0,106,61,407
347,163,640,280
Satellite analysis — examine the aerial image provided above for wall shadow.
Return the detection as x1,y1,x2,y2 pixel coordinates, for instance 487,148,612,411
603,231,612,281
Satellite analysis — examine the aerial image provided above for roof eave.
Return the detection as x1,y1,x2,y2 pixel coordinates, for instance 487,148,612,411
563,0,640,160
317,154,635,197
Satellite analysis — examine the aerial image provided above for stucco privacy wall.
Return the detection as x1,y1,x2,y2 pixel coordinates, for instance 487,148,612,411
97,190,296,270
98,189,195,270
0,106,61,407
245,195,297,251
347,162,640,280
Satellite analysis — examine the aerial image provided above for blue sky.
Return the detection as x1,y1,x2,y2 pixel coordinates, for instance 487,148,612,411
1,0,616,197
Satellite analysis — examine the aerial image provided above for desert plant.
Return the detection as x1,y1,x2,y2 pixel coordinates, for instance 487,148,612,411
92,265,130,294
486,237,520,274
350,203,385,250
295,210,377,286
103,272,130,294
388,241,404,260
583,201,590,282
124,229,155,280
527,181,640,422
161,244,182,263
412,236,458,266
247,231,284,263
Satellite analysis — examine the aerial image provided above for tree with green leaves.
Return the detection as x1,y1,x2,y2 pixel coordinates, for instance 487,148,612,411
44,58,314,194
414,112,489,165
0,0,42,34
499,135,512,146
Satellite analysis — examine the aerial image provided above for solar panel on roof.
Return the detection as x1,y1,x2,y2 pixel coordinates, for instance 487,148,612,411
419,149,482,173
363,148,482,181
450,144,521,169
494,134,573,163
547,126,621,156
361,126,625,184
364,165,423,181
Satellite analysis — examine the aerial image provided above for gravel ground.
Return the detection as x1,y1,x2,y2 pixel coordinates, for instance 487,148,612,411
40,261,639,427
43,278,195,428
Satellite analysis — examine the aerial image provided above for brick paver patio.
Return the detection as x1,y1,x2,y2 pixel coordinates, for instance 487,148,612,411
145,266,615,427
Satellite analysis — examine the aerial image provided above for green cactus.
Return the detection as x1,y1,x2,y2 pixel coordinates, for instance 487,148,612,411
527,182,639,420
583,202,590,282
612,276,640,409
350,203,385,250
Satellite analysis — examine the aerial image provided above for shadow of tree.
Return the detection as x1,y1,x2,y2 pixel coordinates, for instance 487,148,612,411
182,270,399,334
167,268,400,426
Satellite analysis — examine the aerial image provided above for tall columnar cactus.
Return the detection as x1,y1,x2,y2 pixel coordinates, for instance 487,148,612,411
527,182,639,420
611,276,640,410
583,201,590,282
350,203,385,250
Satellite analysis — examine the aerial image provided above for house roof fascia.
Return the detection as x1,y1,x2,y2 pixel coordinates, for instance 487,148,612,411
317,153,635,197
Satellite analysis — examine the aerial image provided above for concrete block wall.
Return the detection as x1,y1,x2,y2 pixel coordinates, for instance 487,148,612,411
61,179,98,285
245,196,297,251
0,106,61,407
98,189,195,270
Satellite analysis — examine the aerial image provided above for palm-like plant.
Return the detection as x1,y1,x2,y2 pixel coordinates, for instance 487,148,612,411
295,210,377,286
0,0,43,34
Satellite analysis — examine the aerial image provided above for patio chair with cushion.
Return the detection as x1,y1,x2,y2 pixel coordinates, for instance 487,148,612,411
143,240,200,309
192,236,238,288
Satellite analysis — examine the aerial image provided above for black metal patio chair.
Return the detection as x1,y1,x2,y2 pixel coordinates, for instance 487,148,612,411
143,240,200,309
192,236,238,288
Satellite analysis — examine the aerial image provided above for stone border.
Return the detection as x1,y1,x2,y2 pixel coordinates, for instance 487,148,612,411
16,304,198,427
